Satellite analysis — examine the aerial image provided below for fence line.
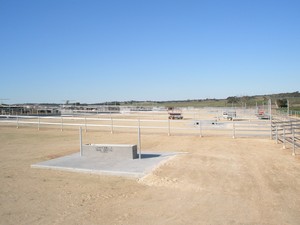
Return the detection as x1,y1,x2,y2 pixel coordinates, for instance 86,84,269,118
272,116,300,156
0,115,271,138
2,113,299,157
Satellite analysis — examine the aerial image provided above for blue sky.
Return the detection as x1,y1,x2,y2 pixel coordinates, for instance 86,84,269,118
0,0,299,104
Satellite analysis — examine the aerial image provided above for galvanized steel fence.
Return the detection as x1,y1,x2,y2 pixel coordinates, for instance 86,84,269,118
0,114,271,138
272,116,300,156
2,108,299,156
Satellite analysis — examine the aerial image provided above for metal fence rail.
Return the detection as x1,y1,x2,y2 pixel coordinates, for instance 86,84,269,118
2,110,299,157
272,117,300,156
0,115,271,138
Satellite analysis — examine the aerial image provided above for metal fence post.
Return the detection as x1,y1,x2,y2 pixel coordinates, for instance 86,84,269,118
292,128,296,156
199,121,202,138
79,127,83,156
168,119,171,136
85,116,87,132
138,119,141,160
275,125,278,144
269,99,272,139
283,126,286,149
16,116,19,129
270,118,273,140
232,122,235,139
61,117,63,132
111,117,114,134
38,117,40,131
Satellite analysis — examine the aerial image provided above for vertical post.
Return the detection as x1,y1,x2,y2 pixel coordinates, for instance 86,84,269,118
79,127,83,156
232,122,235,139
290,121,293,136
275,125,278,144
283,126,286,149
61,116,63,132
287,100,290,117
111,117,114,134
16,116,19,129
168,119,171,136
292,127,295,156
138,119,141,160
85,116,87,132
256,102,258,114
152,108,154,120
199,121,202,138
38,116,40,131
269,99,272,139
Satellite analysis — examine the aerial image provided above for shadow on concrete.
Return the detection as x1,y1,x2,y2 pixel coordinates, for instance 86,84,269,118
140,153,161,159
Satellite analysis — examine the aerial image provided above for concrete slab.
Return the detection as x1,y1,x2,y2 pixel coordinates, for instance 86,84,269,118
31,151,181,179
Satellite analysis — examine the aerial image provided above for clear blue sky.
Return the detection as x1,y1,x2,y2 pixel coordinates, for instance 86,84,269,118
1,0,299,104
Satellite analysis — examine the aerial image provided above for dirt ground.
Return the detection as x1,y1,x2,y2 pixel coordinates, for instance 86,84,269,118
0,125,300,225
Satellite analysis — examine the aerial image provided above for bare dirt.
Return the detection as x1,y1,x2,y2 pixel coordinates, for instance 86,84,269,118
0,125,300,225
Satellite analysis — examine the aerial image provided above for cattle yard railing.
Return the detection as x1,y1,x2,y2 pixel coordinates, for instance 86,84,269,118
272,116,300,156
0,114,271,139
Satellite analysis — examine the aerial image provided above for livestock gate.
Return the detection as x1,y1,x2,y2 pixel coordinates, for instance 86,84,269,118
272,112,300,156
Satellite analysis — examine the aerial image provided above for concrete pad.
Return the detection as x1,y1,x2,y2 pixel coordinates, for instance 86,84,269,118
31,151,182,179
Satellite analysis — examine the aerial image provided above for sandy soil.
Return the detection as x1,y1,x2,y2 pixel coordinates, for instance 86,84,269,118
0,124,300,225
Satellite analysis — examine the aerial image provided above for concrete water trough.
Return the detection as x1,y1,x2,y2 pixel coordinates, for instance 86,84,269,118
82,144,138,159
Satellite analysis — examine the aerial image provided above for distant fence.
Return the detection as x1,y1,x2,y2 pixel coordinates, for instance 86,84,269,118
275,109,300,118
0,115,271,138
272,116,300,156
288,110,300,117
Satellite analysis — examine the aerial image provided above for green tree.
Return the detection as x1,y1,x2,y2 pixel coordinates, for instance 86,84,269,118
227,96,239,104
276,99,288,108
